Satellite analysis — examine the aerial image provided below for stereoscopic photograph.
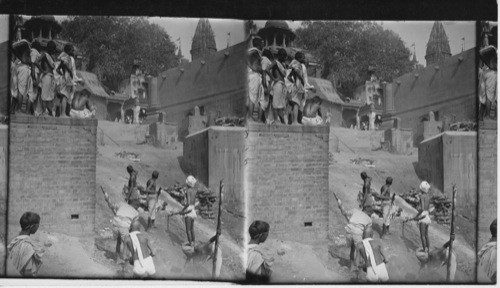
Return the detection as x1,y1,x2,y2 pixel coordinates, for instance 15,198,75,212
5,15,246,280
0,12,497,285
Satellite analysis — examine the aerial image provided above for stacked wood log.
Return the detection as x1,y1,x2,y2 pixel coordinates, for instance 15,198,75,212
197,189,217,219
449,121,477,132
431,195,452,224
214,116,245,127
164,182,217,219
165,183,186,205
401,188,420,209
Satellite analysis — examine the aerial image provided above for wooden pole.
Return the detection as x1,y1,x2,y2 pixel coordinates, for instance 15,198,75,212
446,184,457,282
212,179,224,279
100,185,117,216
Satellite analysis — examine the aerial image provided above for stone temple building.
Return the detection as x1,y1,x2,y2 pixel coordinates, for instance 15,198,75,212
190,19,217,61
425,21,452,67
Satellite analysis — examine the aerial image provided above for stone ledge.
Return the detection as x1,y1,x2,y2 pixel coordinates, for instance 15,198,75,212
246,122,330,134
479,120,497,131
10,114,98,127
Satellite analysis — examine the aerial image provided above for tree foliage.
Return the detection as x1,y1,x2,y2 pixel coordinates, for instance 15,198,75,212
60,16,179,91
295,21,414,97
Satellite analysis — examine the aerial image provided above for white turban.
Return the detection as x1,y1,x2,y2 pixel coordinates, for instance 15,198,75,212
186,175,197,188
419,181,431,193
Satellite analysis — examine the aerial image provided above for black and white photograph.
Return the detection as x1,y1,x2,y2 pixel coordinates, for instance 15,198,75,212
243,20,496,284
5,15,247,280
0,6,497,286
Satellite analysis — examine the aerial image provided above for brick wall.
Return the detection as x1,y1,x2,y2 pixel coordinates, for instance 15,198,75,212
8,115,97,238
478,121,497,246
245,123,330,245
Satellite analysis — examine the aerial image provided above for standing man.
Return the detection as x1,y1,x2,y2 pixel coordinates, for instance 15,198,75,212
355,227,389,283
478,219,497,283
144,170,159,231
478,46,497,121
407,181,432,254
288,51,306,125
12,40,35,115
7,212,45,277
247,37,266,122
124,218,156,278
378,177,394,238
269,49,289,124
38,41,57,116
126,165,141,209
57,44,82,117
182,175,199,246
360,172,374,215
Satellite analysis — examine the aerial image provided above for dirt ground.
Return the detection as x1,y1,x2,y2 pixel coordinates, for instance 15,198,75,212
4,123,479,283
7,121,244,280
262,127,477,283
325,128,477,283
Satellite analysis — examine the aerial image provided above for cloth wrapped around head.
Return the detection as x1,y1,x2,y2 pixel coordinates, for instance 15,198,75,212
186,175,197,188
419,181,431,193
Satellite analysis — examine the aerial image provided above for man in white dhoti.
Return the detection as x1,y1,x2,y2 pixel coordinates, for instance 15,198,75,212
247,37,266,122
355,227,389,283
124,218,156,278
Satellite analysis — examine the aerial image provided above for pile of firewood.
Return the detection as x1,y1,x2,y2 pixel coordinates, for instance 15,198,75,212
197,189,218,219
400,188,420,210
164,183,186,205
431,195,452,224
163,183,217,219
449,121,477,132
215,116,245,127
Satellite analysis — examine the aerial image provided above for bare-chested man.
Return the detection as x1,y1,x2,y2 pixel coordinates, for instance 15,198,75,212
336,195,373,272
269,48,289,124
407,181,432,253
126,165,141,209
288,51,306,125
69,89,95,119
301,96,324,126
359,172,375,215
124,218,156,278
355,227,389,282
182,175,199,246
144,170,159,231
377,177,394,238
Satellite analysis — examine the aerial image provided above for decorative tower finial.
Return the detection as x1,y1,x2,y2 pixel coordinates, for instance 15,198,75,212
190,19,217,61
425,21,451,66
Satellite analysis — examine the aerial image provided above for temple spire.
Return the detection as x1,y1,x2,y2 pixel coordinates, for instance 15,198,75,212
425,21,451,66
190,19,217,61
